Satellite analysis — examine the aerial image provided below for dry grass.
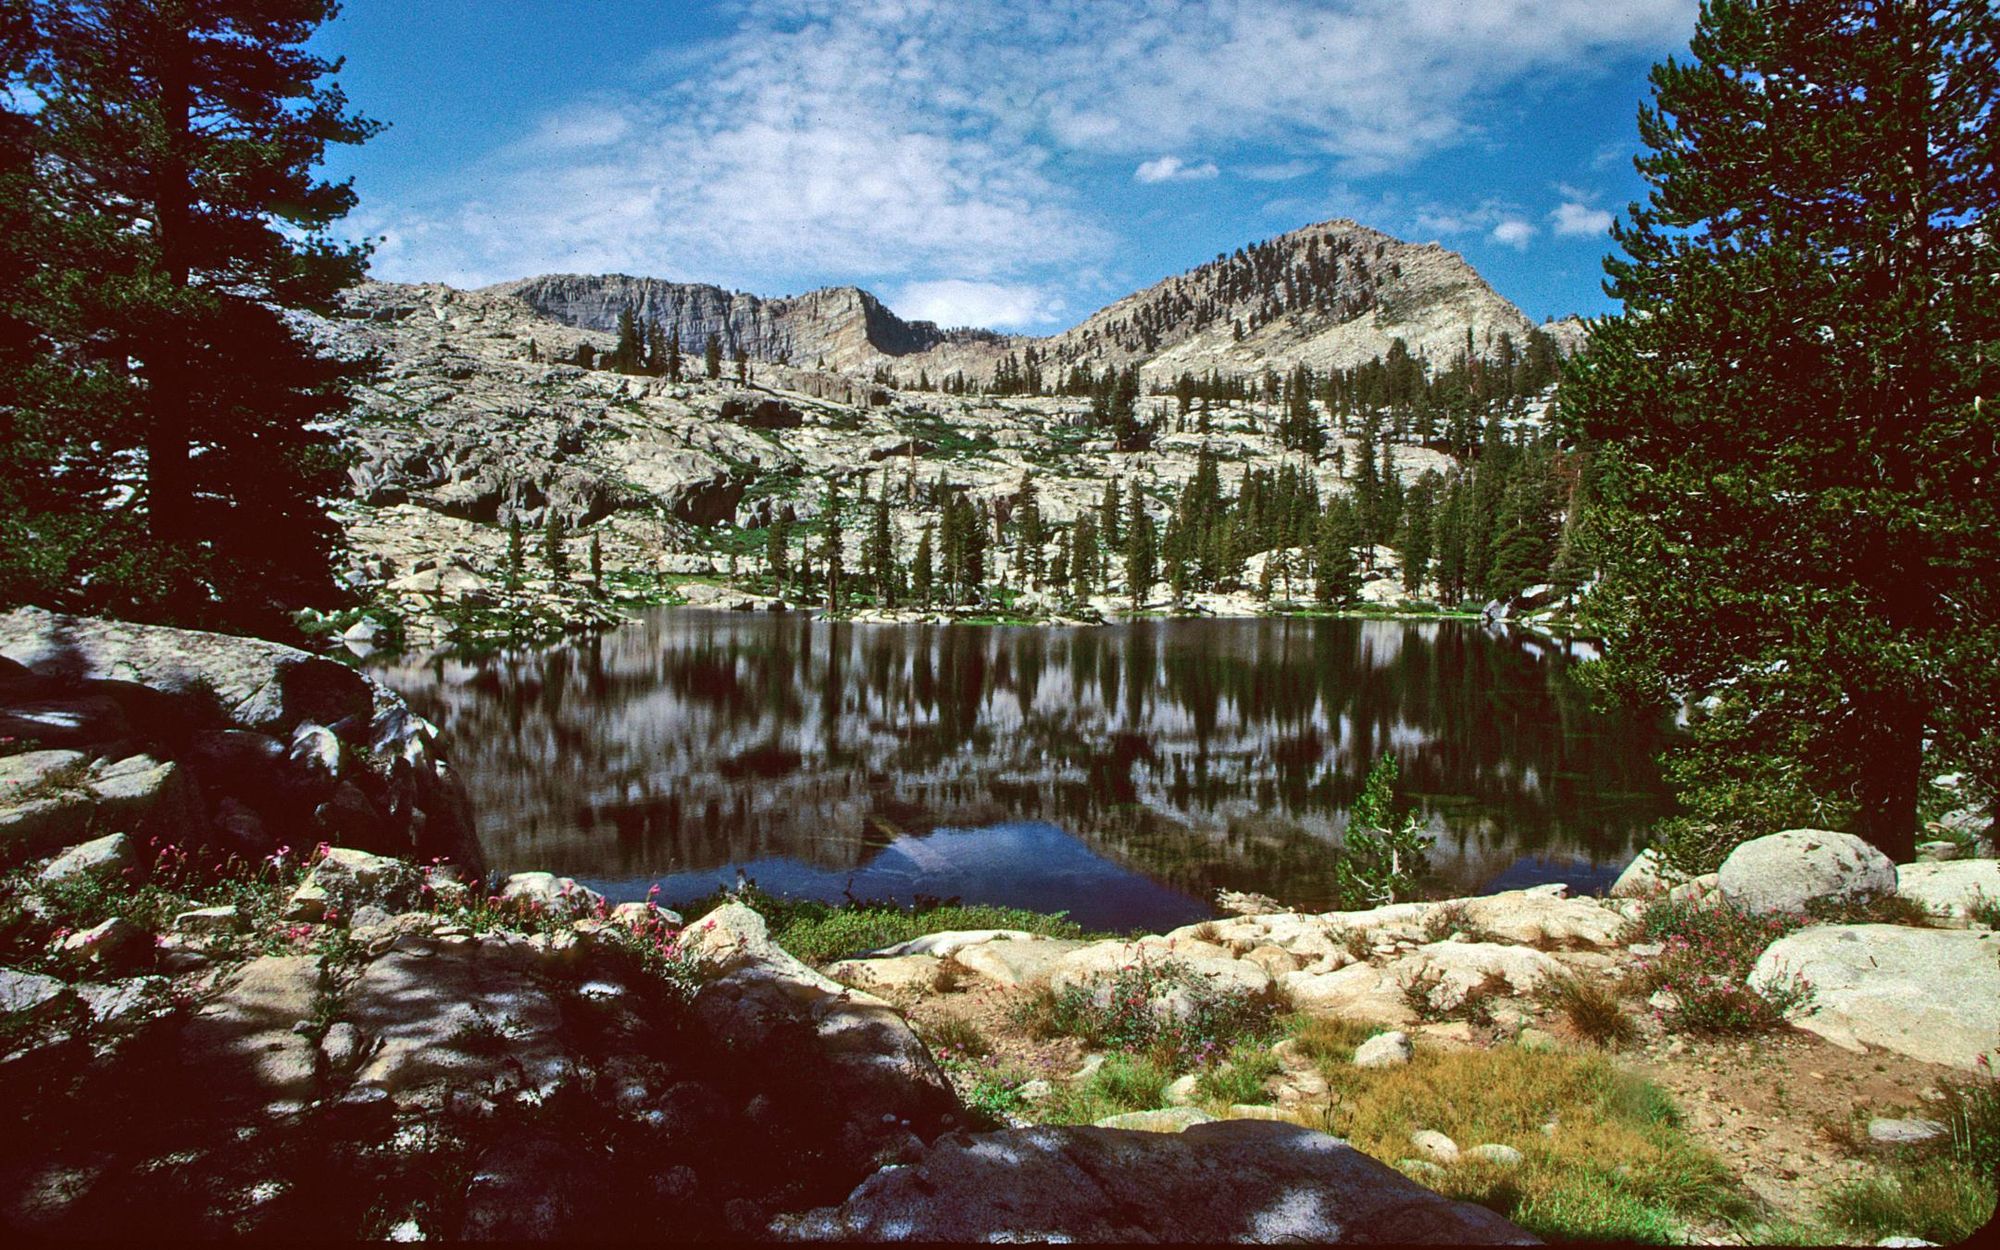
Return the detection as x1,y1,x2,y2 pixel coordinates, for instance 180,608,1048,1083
916,1013,991,1059
1188,921,1222,944
1421,900,1473,944
1539,973,1638,1048
930,954,969,994
1288,1015,1383,1069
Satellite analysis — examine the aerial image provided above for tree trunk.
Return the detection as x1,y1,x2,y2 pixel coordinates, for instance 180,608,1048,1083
147,11,192,543
1851,698,1923,864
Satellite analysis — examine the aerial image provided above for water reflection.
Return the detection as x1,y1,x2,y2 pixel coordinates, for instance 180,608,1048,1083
369,613,1669,926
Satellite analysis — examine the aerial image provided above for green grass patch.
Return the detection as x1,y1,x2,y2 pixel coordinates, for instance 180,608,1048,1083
684,885,1097,965
1194,1039,1283,1106
1311,1045,1745,1243
1031,1054,1174,1124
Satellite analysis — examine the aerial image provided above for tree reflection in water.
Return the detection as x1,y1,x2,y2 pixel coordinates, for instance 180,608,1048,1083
370,613,1670,923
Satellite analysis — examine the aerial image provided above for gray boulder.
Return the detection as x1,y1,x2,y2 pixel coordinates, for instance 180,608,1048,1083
38,833,133,886
497,871,606,920
1894,860,2000,923
1717,829,1897,915
682,904,961,1167
775,1120,1537,1243
1749,924,2000,1070
0,605,372,735
284,846,425,922
1608,849,1676,898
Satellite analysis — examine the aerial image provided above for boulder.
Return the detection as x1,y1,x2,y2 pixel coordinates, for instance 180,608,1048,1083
497,871,607,920
344,933,571,1105
1894,860,2000,923
0,694,132,749
0,606,372,735
774,1120,1538,1243
865,929,1037,958
458,1134,586,1240
1868,1117,1946,1145
1353,1030,1415,1068
824,954,940,997
53,917,151,974
37,833,132,887
1093,1107,1215,1133
1410,1129,1461,1163
1050,939,1274,1006
179,955,325,1103
0,967,70,1018
1460,891,1627,948
949,936,1092,988
285,847,425,922
1281,961,1415,1026
1749,924,2000,1070
1717,829,1897,916
681,905,960,1170
1608,849,1676,899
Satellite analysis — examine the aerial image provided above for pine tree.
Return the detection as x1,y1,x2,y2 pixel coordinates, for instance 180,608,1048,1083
1562,0,2000,860
664,332,683,382
1123,480,1155,610
16,0,379,630
1397,472,1437,594
612,304,643,372
589,533,603,588
820,481,844,612
544,509,568,580
1099,477,1122,551
764,516,790,589
703,331,722,380
1315,496,1361,607
505,515,523,590
1015,471,1045,588
1069,514,1097,601
913,523,935,607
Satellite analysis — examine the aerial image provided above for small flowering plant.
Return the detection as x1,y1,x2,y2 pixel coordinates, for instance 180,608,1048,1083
1630,896,1815,1033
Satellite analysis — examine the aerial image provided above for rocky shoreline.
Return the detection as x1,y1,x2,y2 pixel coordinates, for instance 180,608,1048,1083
3,610,1995,1242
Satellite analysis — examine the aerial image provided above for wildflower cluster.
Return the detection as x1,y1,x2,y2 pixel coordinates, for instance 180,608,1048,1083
1630,896,1814,1033
1036,956,1283,1067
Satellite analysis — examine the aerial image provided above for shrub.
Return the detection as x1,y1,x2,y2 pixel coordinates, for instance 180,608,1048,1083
1965,889,2000,930
1033,957,1284,1068
1802,891,1936,927
1333,757,1435,908
1630,897,1814,1033
1329,925,1375,962
1421,900,1473,944
1398,967,1509,1026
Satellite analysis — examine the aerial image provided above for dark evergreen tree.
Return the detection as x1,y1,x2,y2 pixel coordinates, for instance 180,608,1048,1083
15,0,378,629
913,523,935,607
544,509,568,579
1314,496,1362,607
1562,0,2000,860
703,331,722,380
612,305,643,372
1123,480,1155,609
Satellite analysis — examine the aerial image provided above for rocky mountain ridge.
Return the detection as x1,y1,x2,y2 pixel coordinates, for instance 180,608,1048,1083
487,218,1579,386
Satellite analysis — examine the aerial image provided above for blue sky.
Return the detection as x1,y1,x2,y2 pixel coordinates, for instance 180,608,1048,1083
311,0,1699,332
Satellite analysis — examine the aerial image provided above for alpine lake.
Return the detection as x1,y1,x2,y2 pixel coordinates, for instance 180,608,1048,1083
369,611,1673,933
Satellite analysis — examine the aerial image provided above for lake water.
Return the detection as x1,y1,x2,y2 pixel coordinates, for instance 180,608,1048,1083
369,612,1672,932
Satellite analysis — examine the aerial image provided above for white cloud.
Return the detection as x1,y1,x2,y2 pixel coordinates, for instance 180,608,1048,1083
357,0,1697,293
1135,155,1220,183
1551,201,1616,237
1241,159,1317,182
1491,219,1537,249
892,279,1062,330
